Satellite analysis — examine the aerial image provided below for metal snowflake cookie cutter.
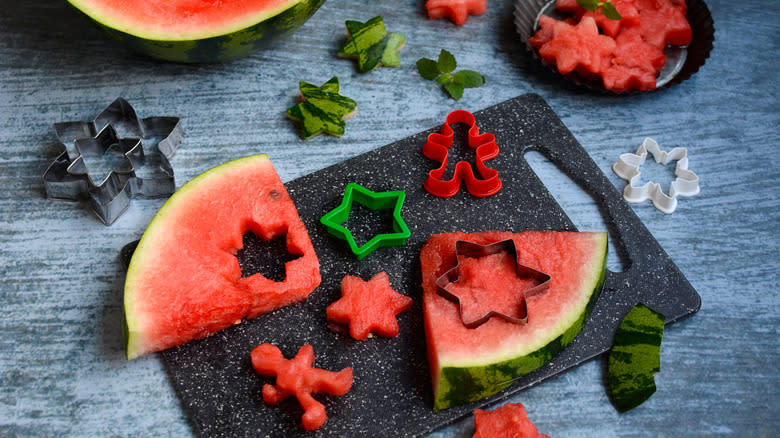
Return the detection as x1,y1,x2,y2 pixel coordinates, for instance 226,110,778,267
422,109,502,197
612,138,700,214
435,239,551,329
43,98,183,224
320,183,411,260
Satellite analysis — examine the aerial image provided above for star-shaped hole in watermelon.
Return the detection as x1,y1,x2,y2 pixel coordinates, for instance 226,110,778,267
235,230,302,282
326,272,413,340
435,239,551,328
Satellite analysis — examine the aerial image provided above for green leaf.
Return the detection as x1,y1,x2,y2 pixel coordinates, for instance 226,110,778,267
416,58,441,80
600,2,623,20
443,82,464,100
338,16,406,73
436,72,452,85
452,70,485,88
437,49,457,73
576,0,600,11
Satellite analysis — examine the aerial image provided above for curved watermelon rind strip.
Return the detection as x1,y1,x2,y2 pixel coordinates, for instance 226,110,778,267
432,235,607,411
68,0,326,63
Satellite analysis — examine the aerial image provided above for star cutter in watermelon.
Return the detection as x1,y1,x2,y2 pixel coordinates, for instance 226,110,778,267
612,137,700,214
320,183,411,260
423,109,502,197
43,98,182,225
435,239,551,328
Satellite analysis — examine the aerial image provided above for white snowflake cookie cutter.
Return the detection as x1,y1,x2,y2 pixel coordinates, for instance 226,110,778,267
613,138,700,214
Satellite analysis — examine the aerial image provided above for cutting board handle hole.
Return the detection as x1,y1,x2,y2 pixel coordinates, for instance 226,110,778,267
523,150,629,273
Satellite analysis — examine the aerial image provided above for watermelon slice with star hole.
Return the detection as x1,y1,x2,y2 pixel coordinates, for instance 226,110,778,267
421,230,607,410
123,154,321,360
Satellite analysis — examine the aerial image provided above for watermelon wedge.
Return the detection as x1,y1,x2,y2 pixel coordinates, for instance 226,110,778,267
67,0,325,62
421,231,607,410
124,154,321,360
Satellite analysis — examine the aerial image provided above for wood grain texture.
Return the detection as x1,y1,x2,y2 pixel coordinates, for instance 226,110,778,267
0,0,777,437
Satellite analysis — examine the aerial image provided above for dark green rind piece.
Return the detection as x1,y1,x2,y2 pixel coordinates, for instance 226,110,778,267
338,16,405,72
286,77,357,139
433,237,608,410
608,303,665,413
69,0,325,63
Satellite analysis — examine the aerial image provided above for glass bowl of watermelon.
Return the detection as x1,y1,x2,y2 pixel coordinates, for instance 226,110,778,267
514,0,714,93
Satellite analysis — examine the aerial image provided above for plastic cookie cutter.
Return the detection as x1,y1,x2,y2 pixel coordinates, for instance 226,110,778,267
435,239,551,328
43,98,183,224
423,109,502,197
612,137,700,214
320,183,411,260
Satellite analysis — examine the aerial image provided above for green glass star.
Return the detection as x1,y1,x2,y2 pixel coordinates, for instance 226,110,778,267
320,183,411,260
286,76,357,139
338,16,406,73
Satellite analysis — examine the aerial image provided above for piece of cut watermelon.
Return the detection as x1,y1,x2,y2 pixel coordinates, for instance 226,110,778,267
426,0,487,26
326,272,412,340
422,231,607,410
472,402,550,438
537,16,616,76
603,27,667,92
633,0,692,48
124,155,321,359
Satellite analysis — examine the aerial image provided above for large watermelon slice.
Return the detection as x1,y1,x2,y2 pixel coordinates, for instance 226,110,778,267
67,0,325,62
421,230,607,410
124,154,321,359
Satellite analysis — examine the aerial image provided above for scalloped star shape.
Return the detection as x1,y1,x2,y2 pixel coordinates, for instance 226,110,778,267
338,16,405,72
326,272,413,340
286,76,357,139
426,0,488,26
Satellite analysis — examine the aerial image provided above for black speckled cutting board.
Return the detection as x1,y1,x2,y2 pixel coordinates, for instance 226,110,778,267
151,94,700,437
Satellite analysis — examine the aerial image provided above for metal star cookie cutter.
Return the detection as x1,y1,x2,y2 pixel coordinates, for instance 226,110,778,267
43,98,183,224
612,137,700,214
423,109,502,197
435,239,551,328
320,183,411,260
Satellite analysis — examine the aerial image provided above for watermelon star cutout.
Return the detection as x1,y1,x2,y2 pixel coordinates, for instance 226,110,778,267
320,183,411,260
338,16,405,72
426,0,487,26
537,16,616,75
251,343,353,431
327,272,413,340
435,239,551,328
286,76,357,139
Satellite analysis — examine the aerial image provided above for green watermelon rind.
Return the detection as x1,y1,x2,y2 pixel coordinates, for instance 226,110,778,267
67,0,325,63
123,154,270,360
607,303,665,412
432,233,608,410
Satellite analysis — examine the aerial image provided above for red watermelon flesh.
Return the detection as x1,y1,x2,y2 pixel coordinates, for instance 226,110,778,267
603,27,667,91
421,231,607,410
633,0,692,48
472,402,550,438
124,155,321,359
537,16,616,75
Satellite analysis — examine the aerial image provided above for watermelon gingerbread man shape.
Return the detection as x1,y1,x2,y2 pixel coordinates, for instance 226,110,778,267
251,343,353,431
326,272,413,340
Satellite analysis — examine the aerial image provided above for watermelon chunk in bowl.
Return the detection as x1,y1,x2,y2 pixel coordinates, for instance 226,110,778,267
515,0,714,93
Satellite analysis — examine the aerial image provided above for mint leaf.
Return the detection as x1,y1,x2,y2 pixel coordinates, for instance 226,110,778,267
577,0,600,11
453,70,485,88
600,2,623,20
416,58,440,80
437,49,457,74
443,82,464,100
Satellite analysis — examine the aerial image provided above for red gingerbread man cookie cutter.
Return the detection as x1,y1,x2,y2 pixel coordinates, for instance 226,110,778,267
422,109,502,197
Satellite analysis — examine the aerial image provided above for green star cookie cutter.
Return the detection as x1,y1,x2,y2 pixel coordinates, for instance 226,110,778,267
320,183,411,260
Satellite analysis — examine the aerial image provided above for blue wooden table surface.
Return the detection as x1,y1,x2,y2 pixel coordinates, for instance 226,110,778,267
1,0,777,436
